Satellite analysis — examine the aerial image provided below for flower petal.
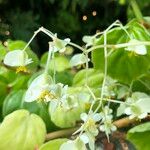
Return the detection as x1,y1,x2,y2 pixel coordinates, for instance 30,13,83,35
24,73,53,102
125,39,147,55
70,53,90,67
80,113,88,122
80,133,89,144
4,50,31,67
92,113,101,122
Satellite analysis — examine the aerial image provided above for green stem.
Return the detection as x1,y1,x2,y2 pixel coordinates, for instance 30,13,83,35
44,42,52,74
85,51,89,86
87,41,150,53
22,28,42,51
52,49,56,83
69,42,85,52
130,0,143,21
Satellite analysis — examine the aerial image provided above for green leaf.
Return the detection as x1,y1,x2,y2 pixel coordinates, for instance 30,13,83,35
132,73,150,94
0,66,17,83
73,68,103,88
7,40,31,51
39,139,68,150
23,101,58,132
10,74,30,90
54,71,73,86
40,52,70,72
92,20,150,84
0,81,8,121
0,109,46,150
127,122,150,150
50,56,70,71
3,90,58,132
49,101,84,128
2,90,25,117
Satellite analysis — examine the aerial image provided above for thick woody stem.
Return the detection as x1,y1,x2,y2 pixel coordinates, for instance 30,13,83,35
45,127,79,141
113,117,136,128
45,116,146,141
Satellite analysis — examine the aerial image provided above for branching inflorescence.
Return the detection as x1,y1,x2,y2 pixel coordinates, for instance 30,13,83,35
3,20,150,150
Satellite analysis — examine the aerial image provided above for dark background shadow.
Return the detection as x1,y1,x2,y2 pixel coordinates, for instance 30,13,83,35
0,0,149,55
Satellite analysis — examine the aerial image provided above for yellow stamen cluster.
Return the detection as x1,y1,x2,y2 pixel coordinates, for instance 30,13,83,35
128,51,138,57
39,90,57,101
16,66,29,73
85,118,96,129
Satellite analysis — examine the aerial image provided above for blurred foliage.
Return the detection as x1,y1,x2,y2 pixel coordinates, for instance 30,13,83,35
0,0,150,55
0,0,148,55
0,0,128,55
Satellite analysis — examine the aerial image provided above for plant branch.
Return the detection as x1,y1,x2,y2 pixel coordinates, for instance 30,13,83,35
87,41,150,53
113,117,136,128
46,116,150,141
45,127,79,141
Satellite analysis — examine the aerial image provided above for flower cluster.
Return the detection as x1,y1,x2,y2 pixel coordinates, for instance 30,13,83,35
74,111,101,150
4,25,150,150
73,107,116,150
117,92,150,119
99,106,117,136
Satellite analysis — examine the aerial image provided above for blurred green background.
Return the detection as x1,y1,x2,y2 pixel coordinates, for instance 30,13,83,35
0,0,150,55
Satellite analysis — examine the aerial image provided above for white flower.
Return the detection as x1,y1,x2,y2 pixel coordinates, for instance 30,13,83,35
77,92,92,110
102,77,117,98
81,112,101,123
80,133,95,150
4,50,32,67
123,92,150,119
70,54,90,67
99,106,113,122
53,35,70,53
103,86,116,98
74,112,101,150
4,50,32,73
24,73,53,102
125,39,147,55
49,83,78,112
82,35,96,47
99,106,116,135
125,105,147,119
49,83,68,99
99,118,117,134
